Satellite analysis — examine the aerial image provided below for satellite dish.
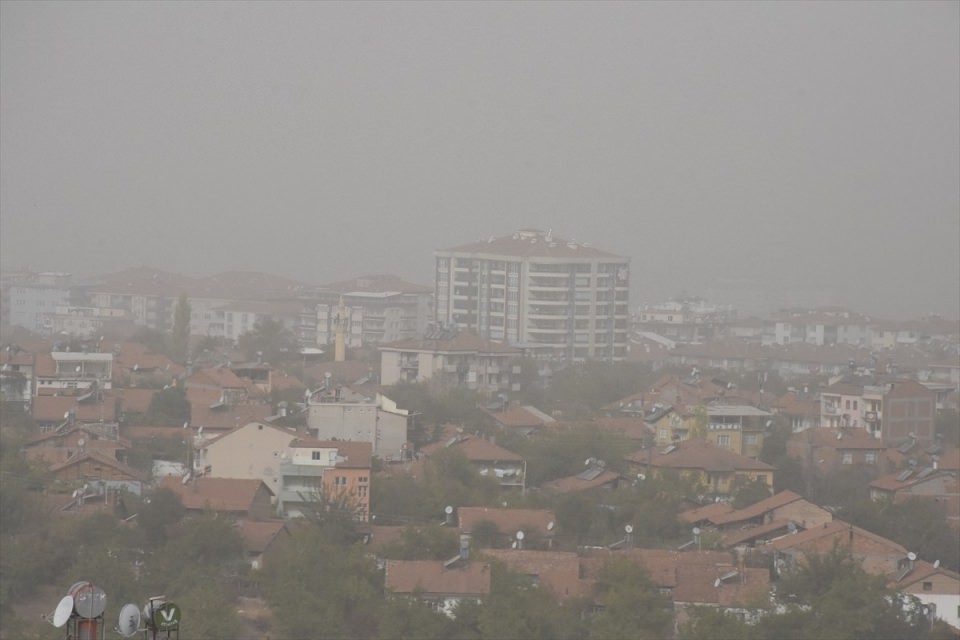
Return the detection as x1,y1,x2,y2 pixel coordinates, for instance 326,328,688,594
546,521,555,531
64,411,71,420
933,560,940,568
625,524,634,534
117,603,141,637
77,438,86,448
515,530,525,541
692,527,701,536
444,505,453,515
71,582,106,618
52,595,74,627
714,578,722,588
907,551,917,561
637,473,646,481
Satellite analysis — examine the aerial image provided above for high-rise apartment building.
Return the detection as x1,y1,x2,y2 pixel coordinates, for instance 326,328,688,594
434,229,630,361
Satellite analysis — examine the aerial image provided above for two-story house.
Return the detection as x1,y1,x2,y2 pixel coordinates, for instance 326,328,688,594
277,439,372,521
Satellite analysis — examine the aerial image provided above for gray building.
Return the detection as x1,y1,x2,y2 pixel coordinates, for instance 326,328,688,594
307,388,410,461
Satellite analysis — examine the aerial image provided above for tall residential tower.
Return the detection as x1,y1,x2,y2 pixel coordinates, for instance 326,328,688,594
434,229,630,362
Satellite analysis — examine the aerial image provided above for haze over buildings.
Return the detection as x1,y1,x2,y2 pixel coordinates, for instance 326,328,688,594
1,2,958,319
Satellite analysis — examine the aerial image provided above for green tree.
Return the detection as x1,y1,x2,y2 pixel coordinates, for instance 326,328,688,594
137,487,186,547
238,316,297,365
732,477,773,509
263,525,382,640
145,386,191,427
589,559,673,640
379,523,460,560
170,293,191,364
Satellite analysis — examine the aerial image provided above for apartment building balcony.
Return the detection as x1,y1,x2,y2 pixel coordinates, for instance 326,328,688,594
279,462,327,477
823,405,840,415
399,360,419,370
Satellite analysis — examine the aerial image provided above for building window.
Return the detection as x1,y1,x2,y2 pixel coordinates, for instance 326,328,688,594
312,451,321,461
359,476,368,483
865,452,876,464
335,476,347,486
358,486,367,498
744,434,758,446
842,453,853,465
922,582,932,592
716,435,730,447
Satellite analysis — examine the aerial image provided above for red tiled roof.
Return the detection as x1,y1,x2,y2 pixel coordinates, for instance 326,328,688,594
769,519,906,555
720,519,795,547
480,549,586,599
32,395,117,423
626,439,774,473
678,502,735,524
158,476,271,512
385,560,491,596
50,450,147,482
457,507,556,538
710,490,805,526
235,518,288,554
541,470,621,494
421,434,524,462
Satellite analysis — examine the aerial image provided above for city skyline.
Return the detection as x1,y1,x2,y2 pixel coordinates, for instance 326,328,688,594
2,2,958,320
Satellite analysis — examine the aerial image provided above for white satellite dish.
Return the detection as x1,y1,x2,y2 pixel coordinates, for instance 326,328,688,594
52,595,74,627
625,524,634,534
907,551,917,561
117,603,141,637
692,527,701,536
714,578,722,588
515,530,525,541
933,560,940,568
77,438,86,448
72,583,106,618
444,505,453,515
546,521,555,531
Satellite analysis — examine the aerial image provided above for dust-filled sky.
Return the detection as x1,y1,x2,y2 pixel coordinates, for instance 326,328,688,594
1,1,958,319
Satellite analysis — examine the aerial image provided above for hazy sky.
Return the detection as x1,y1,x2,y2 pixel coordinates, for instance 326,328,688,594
2,1,958,318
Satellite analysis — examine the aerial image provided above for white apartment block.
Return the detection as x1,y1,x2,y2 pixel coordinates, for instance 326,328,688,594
434,229,630,362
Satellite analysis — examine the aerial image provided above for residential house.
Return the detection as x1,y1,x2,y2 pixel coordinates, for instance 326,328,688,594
307,389,410,461
483,403,557,435
769,519,909,578
705,490,833,548
540,464,622,495
581,549,769,628
891,559,960,629
186,387,272,435
869,469,960,531
384,560,491,618
435,229,630,362
702,405,772,459
625,439,774,498
110,341,183,388
22,423,126,468
821,378,936,449
420,431,527,491
32,394,118,431
235,519,290,571
772,390,820,433
379,327,520,393
158,476,275,520
34,351,113,394
786,427,898,475
771,307,872,346
195,421,301,492
457,507,557,549
277,439,372,521
49,450,146,493
480,550,586,600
